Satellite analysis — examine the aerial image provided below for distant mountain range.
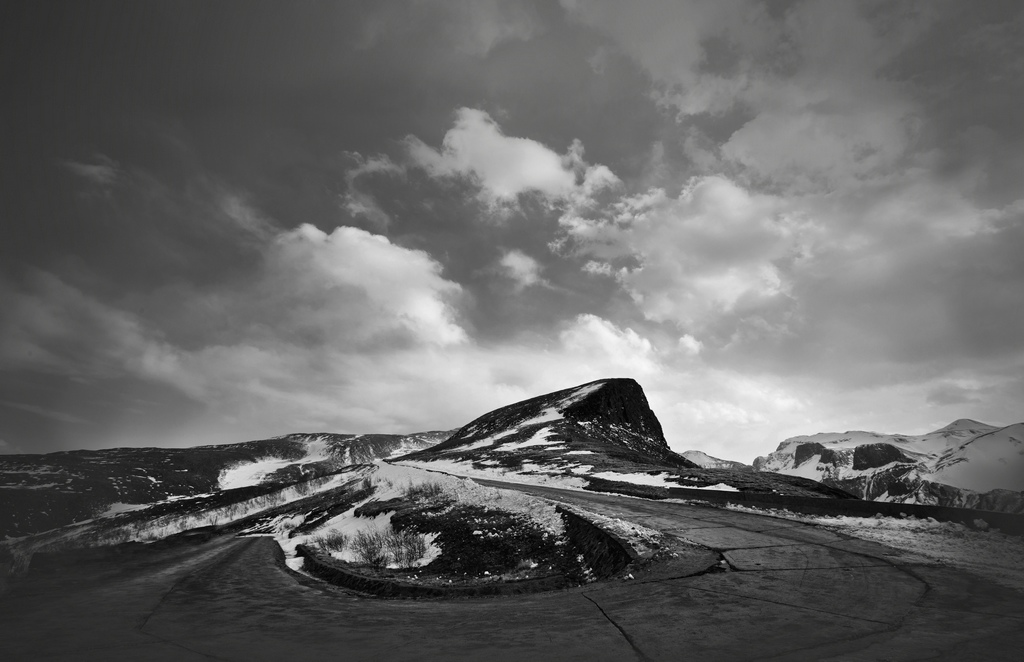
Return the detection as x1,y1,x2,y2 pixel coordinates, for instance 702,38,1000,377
753,419,1024,513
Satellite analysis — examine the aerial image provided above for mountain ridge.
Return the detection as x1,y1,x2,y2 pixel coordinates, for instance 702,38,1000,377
753,419,1024,513
399,378,853,500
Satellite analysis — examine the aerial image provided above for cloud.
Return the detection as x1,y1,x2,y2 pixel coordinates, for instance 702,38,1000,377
341,152,404,229
1,400,91,425
358,0,542,56
264,223,468,348
496,249,547,291
0,271,195,393
678,334,703,356
559,314,659,377
558,175,797,329
563,0,931,191
62,154,121,188
438,0,543,56
218,193,277,240
925,383,981,407
406,108,602,205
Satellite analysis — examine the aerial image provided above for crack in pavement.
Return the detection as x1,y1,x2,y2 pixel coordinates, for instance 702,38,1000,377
658,580,898,626
581,593,653,662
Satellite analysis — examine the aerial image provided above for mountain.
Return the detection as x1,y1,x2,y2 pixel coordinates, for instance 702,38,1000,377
680,450,753,472
398,378,852,499
753,420,1024,513
0,431,446,538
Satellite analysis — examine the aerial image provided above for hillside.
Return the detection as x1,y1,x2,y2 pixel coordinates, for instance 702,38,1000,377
753,420,1024,513
397,378,852,500
0,431,446,538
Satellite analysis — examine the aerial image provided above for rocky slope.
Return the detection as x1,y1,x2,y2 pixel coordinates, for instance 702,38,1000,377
753,419,1024,513
0,431,446,538
398,378,852,500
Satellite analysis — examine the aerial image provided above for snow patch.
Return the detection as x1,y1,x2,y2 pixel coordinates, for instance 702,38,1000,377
218,457,297,490
100,502,150,517
689,482,740,492
394,458,588,490
494,428,561,451
589,471,681,487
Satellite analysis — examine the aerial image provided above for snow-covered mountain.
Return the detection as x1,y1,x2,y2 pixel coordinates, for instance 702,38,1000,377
0,431,446,538
680,450,753,472
398,378,852,499
753,419,1024,513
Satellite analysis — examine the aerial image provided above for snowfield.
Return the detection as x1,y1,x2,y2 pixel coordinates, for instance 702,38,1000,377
218,457,301,490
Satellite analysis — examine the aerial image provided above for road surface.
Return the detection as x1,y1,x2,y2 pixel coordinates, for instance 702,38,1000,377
1,482,1022,661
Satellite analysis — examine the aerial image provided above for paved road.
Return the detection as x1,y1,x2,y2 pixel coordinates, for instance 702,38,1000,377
1,483,1022,661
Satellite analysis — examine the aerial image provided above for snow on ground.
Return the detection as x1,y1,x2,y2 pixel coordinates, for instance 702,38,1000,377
589,471,682,487
688,483,740,492
218,457,301,490
495,428,561,451
394,458,588,490
565,450,595,455
99,502,150,517
278,461,565,570
725,504,1024,592
5,469,373,569
217,436,341,490
516,407,563,428
558,382,604,408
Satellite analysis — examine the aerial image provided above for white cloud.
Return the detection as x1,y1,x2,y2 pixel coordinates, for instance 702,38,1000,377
678,334,703,356
559,175,797,329
558,314,659,377
406,108,616,206
264,224,468,348
406,108,575,202
497,249,546,291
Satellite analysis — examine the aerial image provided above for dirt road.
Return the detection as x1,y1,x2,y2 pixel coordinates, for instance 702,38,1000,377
2,483,1021,661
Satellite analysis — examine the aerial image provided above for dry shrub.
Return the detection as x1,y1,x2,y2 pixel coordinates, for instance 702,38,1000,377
404,481,445,500
384,529,429,567
312,530,349,553
352,528,389,568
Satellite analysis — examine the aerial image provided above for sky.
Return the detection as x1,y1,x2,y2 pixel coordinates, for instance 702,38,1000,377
1,1,1022,462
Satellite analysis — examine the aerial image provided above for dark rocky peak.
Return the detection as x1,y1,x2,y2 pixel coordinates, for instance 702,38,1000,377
561,378,666,444
427,378,670,455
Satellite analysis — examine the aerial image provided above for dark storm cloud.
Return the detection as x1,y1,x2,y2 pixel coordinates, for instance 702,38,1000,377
1,1,1022,460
